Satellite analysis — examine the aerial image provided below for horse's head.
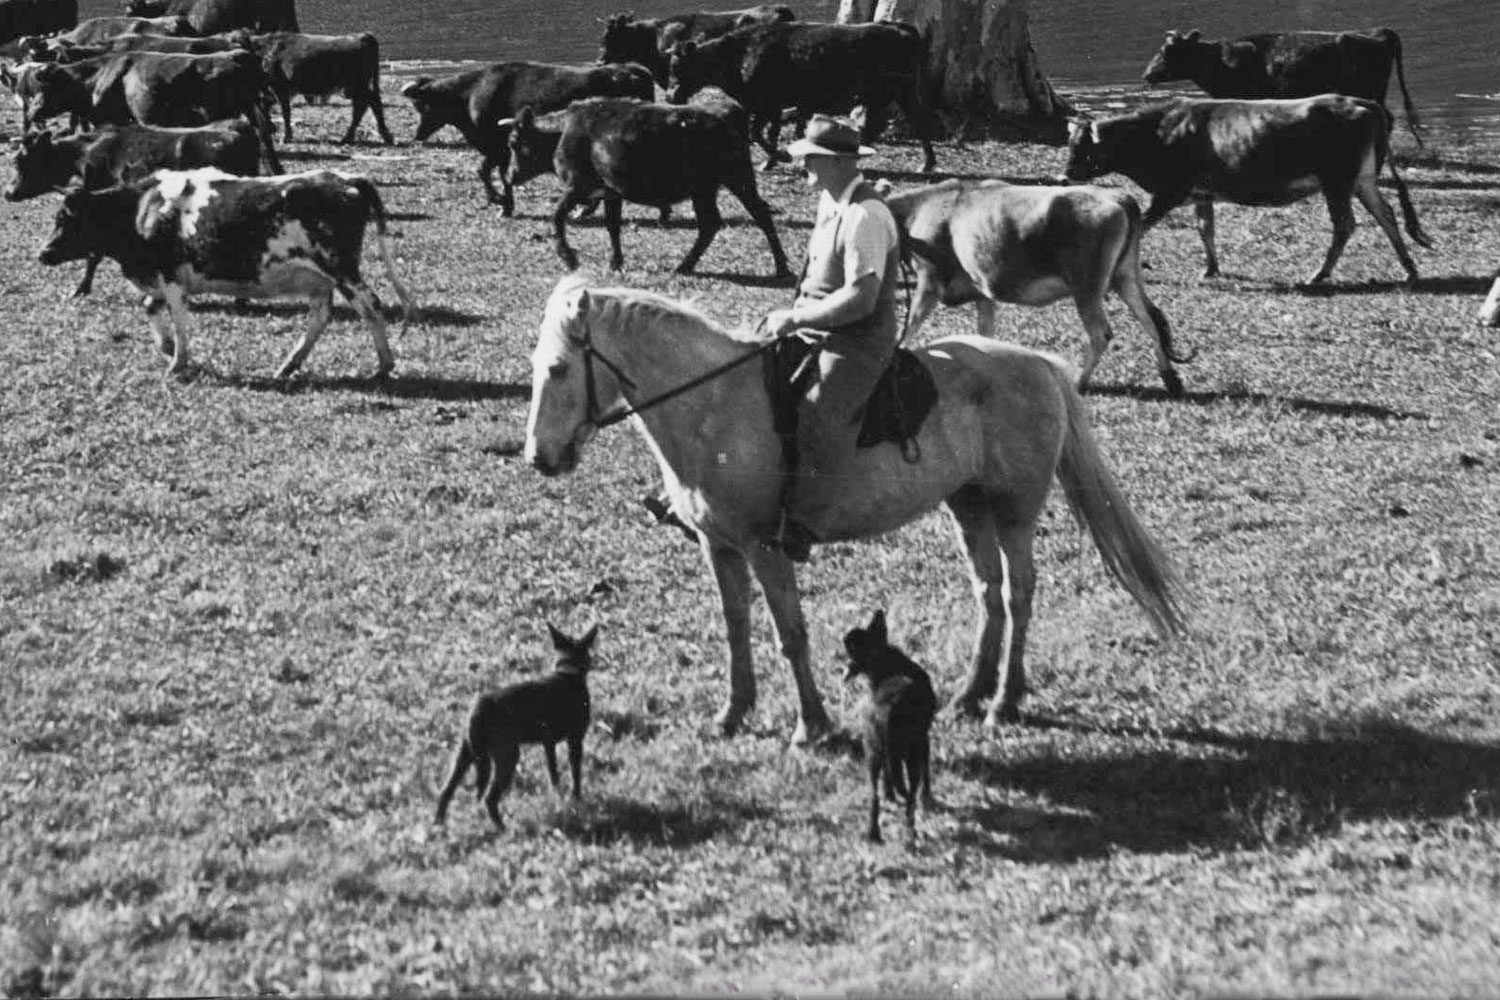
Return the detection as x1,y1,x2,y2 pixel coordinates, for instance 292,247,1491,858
525,278,614,477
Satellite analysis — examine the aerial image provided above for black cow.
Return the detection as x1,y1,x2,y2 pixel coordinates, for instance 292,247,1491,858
1142,28,1423,146
666,20,937,173
1064,96,1431,285
23,31,238,62
33,50,283,171
21,13,188,50
38,168,414,378
0,0,75,47
505,96,790,277
124,0,297,35
598,5,794,83
398,60,654,214
235,31,392,144
6,121,260,294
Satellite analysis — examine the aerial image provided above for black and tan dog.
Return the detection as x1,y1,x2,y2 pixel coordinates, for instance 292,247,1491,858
844,609,937,844
435,623,598,830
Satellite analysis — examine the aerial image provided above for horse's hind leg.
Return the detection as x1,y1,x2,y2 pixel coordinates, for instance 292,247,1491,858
704,543,758,736
747,544,831,745
945,486,1037,726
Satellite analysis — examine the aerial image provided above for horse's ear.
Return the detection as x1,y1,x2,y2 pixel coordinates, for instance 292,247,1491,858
867,609,887,642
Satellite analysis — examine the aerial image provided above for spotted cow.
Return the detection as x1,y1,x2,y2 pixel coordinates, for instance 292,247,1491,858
37,168,416,379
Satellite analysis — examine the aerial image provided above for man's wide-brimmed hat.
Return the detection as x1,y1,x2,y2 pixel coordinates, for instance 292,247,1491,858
785,114,875,158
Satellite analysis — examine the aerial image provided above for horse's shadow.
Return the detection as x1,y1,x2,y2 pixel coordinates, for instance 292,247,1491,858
950,716,1500,862
1086,381,1429,421
214,370,530,402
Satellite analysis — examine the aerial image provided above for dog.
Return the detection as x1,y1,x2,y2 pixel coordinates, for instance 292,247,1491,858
434,622,598,829
844,609,937,843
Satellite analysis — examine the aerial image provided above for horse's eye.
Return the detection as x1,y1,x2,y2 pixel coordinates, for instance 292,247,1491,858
548,361,569,379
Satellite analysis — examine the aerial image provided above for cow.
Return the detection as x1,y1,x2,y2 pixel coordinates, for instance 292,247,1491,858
21,31,238,62
124,0,297,34
598,4,794,83
398,60,654,214
1063,96,1432,286
882,178,1193,397
6,122,261,295
37,168,414,379
1142,27,1423,146
20,13,189,50
504,96,790,278
234,31,392,144
0,59,55,128
30,50,282,172
666,19,937,173
0,0,75,48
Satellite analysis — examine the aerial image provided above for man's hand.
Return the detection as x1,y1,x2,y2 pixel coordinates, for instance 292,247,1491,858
763,307,803,339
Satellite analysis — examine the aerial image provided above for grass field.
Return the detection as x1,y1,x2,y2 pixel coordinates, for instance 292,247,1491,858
2,86,1499,997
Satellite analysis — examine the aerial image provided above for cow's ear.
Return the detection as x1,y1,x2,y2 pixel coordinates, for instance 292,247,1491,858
398,77,430,98
673,40,696,60
135,185,172,240
867,609,887,643
1184,28,1200,42
516,106,534,129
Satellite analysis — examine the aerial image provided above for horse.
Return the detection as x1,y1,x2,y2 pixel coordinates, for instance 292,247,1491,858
523,277,1190,742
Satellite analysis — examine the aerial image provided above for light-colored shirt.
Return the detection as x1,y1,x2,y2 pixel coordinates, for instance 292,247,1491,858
797,173,901,305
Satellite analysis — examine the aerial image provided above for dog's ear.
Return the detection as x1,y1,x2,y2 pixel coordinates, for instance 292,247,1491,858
546,620,569,651
867,609,887,643
579,624,599,652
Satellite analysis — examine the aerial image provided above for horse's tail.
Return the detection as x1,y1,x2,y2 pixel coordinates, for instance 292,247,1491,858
1050,362,1189,638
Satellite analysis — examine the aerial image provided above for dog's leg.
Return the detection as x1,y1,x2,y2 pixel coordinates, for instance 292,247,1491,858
566,735,584,799
484,743,520,829
543,742,562,793
434,741,473,824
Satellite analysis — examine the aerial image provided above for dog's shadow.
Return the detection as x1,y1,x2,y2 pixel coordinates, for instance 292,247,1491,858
544,793,776,847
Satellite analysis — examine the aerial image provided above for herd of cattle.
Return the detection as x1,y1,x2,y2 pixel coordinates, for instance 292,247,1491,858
1,0,1495,387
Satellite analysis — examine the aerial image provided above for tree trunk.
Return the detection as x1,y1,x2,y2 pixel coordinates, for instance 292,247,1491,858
838,0,1072,140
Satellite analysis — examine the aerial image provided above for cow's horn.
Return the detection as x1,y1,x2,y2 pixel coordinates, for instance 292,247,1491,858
495,117,515,129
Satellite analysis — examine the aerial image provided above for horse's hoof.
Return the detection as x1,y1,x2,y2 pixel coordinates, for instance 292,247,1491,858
714,701,751,737
791,713,833,747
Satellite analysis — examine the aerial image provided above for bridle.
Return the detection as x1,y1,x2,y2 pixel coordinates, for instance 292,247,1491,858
567,311,776,436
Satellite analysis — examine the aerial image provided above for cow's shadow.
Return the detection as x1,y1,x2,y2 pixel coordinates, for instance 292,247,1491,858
1085,380,1428,421
949,715,1500,861
1279,274,1495,297
277,149,352,163
215,370,531,402
867,167,1055,187
188,300,487,328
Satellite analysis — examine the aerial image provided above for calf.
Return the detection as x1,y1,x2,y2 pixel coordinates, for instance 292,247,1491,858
399,60,654,214
6,121,260,295
598,4,794,84
666,20,937,173
37,167,415,378
82,50,282,171
1064,96,1431,286
235,30,392,145
505,96,790,278
885,178,1192,396
1143,27,1423,146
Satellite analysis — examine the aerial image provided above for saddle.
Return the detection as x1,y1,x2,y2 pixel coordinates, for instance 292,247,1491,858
763,336,938,466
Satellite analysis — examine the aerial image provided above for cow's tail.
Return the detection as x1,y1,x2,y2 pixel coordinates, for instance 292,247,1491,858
1117,195,1195,365
1049,357,1189,640
89,56,130,110
1386,28,1424,148
351,176,419,329
1381,136,1433,250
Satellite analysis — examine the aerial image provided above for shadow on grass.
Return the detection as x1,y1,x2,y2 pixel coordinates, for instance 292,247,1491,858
1085,381,1429,421
866,168,1060,187
1261,274,1495,297
550,793,775,847
187,300,487,327
686,268,798,288
384,211,432,222
951,716,1500,861
279,148,352,163
217,371,530,402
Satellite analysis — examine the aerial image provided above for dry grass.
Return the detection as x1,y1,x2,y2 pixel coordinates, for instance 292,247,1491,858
2,84,1499,997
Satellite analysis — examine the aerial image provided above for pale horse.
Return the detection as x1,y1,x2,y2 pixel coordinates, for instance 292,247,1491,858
523,277,1190,742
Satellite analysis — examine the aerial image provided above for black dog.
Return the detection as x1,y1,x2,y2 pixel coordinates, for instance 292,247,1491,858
435,622,598,829
844,609,937,843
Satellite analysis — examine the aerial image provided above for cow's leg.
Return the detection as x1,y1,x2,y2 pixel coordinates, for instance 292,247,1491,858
724,173,791,278
603,191,625,272
1307,187,1356,285
479,131,514,214
275,86,294,143
144,295,176,360
339,277,396,380
1352,176,1420,284
676,188,723,275
1193,197,1219,278
973,297,998,339
756,109,787,170
244,101,283,175
275,289,334,379
72,254,103,298
368,90,394,146
160,285,194,376
894,86,938,174
745,544,831,745
904,266,944,341
703,542,757,737
341,90,367,144
1111,257,1185,398
1070,284,1114,392
551,187,586,270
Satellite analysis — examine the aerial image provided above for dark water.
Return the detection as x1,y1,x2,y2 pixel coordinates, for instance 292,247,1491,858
77,0,1500,138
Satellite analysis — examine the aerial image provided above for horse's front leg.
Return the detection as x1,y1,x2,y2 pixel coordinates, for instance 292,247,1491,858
747,545,831,745
704,541,757,736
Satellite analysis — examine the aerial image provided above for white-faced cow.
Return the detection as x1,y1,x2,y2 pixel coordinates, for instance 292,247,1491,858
124,0,298,35
504,96,790,278
7,121,261,295
233,30,392,145
1064,96,1431,286
883,178,1193,397
666,20,937,173
1142,27,1423,146
37,168,415,379
399,60,654,214
597,5,794,84
0,0,76,48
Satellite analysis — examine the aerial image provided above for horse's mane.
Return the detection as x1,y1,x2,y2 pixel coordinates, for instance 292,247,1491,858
546,276,762,345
